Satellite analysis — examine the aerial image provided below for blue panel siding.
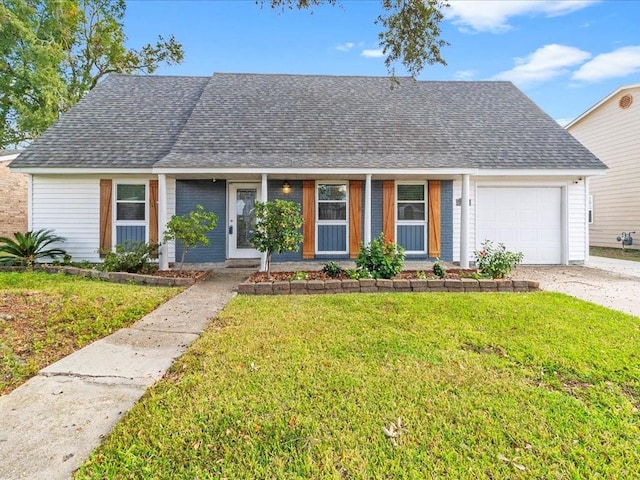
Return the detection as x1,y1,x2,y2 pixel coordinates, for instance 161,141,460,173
371,180,383,240
398,225,425,252
175,180,227,263
116,225,145,245
318,225,347,252
440,180,453,261
267,180,304,262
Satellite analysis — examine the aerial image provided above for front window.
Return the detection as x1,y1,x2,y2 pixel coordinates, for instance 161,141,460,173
114,183,147,247
318,183,347,221
396,183,427,254
116,184,146,221
316,182,348,254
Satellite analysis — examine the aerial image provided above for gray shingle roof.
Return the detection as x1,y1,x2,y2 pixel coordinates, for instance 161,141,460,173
12,75,208,168
13,73,606,171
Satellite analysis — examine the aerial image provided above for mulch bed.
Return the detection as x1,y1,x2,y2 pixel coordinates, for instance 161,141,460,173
249,269,479,283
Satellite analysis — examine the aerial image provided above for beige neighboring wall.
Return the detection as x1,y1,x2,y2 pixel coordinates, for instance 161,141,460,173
567,85,640,249
0,155,28,238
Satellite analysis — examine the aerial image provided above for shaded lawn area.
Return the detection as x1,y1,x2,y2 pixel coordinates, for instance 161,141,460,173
77,293,640,479
0,272,182,394
591,246,640,262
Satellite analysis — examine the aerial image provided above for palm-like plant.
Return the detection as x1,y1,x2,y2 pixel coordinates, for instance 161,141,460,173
0,229,67,268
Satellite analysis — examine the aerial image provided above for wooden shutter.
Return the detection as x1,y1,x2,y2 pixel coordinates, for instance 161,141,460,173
302,180,315,259
99,179,113,257
428,180,441,258
349,181,362,258
149,179,159,258
382,180,395,242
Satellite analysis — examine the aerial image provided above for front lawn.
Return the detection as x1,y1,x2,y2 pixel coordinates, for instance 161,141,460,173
0,271,182,394
591,246,640,262
77,293,640,479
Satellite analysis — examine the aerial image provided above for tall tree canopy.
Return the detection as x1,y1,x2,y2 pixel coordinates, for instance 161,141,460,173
0,0,183,148
265,0,449,78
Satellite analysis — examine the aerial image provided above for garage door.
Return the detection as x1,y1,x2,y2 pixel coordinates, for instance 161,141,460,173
476,187,562,264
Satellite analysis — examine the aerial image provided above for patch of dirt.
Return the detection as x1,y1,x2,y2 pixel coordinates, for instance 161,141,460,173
0,291,64,395
248,269,479,283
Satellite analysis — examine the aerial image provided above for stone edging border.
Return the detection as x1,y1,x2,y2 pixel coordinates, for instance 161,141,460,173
0,265,204,287
238,278,540,295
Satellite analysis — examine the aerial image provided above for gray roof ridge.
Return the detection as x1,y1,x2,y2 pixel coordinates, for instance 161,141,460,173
105,72,209,80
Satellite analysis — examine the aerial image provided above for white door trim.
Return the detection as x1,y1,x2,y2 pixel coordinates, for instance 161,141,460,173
228,182,262,258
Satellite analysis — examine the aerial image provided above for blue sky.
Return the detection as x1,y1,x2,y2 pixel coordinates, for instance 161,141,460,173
124,0,640,124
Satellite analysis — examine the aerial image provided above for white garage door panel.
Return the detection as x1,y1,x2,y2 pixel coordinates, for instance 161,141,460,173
477,187,562,264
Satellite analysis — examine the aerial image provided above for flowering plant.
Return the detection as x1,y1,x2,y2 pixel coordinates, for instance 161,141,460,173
474,240,524,279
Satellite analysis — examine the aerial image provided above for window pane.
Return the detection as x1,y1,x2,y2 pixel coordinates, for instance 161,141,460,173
318,184,347,201
117,184,145,201
117,203,145,221
397,184,424,201
319,202,346,221
397,203,425,221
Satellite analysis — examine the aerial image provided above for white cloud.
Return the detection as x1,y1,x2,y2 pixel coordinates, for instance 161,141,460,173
572,46,640,82
446,0,598,33
361,49,384,58
336,42,354,52
454,69,477,81
493,44,591,85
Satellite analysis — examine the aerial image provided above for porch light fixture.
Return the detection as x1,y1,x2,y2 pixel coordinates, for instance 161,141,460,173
282,181,292,195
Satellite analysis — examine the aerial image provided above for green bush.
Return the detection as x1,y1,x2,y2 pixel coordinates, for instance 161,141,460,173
433,259,447,279
0,229,66,268
101,241,158,274
163,205,218,271
474,240,524,279
322,261,343,278
355,233,405,279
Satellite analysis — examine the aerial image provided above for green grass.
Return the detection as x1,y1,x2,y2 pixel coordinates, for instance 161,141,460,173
0,271,181,394
76,293,640,479
591,246,640,262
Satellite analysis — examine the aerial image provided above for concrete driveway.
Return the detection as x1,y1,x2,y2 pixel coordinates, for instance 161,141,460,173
511,256,640,318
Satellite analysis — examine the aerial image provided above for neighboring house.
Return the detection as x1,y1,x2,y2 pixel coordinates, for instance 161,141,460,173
10,73,606,269
567,84,639,249
0,150,27,238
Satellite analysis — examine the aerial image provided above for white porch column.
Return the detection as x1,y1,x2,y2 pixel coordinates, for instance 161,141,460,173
158,174,169,270
259,173,268,272
460,174,470,269
364,174,372,245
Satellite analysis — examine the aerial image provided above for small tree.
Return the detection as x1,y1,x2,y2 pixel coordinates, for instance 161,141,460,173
162,205,218,271
251,199,303,278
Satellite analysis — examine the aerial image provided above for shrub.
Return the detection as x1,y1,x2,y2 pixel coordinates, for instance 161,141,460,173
163,205,218,271
474,240,524,279
346,268,373,279
101,241,158,274
251,200,303,278
0,229,67,268
322,261,343,278
291,271,308,281
433,259,447,279
355,233,405,279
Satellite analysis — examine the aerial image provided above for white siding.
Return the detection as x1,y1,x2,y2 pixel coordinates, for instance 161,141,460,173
166,177,176,263
568,86,640,248
452,178,476,262
452,177,587,265
32,176,101,262
567,181,587,262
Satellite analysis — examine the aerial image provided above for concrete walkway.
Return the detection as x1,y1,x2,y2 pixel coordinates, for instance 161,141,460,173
0,269,250,480
585,255,640,279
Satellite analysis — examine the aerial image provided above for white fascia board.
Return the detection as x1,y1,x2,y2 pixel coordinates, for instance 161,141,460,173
9,167,154,174
0,153,20,162
152,167,479,176
566,83,640,130
474,168,607,177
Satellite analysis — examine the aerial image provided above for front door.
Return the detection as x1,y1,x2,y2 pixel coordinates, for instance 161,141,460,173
228,183,261,258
